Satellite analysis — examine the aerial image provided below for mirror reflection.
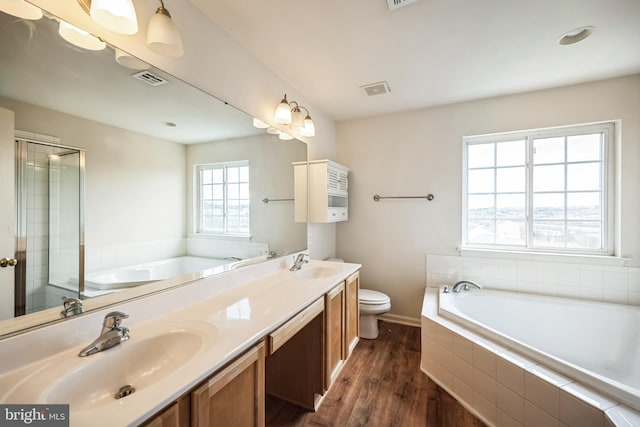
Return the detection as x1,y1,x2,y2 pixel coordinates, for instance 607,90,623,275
0,11,307,330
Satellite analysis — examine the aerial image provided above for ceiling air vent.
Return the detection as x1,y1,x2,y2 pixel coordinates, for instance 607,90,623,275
360,81,391,97
386,0,418,11
131,70,168,87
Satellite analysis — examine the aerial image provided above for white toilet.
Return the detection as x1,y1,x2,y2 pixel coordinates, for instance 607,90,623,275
359,289,391,339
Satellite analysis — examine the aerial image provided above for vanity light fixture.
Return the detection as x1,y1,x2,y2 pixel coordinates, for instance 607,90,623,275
0,0,43,20
146,0,183,58
77,0,138,35
273,94,316,137
279,132,294,141
58,20,106,51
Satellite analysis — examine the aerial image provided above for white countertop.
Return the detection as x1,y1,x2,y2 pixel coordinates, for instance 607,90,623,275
0,258,361,426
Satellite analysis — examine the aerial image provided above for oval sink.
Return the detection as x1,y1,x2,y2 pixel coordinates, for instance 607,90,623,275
295,266,340,280
45,329,208,411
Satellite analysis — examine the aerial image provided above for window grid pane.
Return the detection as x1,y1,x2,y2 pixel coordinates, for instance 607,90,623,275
464,126,609,253
197,163,250,235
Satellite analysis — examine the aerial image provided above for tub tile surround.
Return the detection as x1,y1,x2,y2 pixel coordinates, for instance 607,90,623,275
0,257,361,426
426,254,640,306
421,288,639,427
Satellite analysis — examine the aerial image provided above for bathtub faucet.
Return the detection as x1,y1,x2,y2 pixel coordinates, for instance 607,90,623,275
78,311,130,357
452,280,482,293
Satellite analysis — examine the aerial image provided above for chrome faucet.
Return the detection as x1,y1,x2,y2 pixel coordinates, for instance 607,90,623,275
60,296,84,318
289,253,309,271
452,280,482,293
78,311,130,357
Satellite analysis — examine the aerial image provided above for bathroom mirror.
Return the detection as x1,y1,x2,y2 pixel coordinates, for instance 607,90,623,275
0,11,307,335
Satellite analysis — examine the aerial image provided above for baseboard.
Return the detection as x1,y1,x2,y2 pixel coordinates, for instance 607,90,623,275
378,313,421,327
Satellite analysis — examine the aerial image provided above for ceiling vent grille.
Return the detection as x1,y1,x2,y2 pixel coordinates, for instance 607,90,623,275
386,0,418,11
360,81,391,97
131,70,168,87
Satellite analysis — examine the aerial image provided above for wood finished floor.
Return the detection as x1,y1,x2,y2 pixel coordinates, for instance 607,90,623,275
265,321,487,427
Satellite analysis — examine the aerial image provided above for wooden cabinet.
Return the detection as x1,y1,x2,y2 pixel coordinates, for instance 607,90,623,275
294,160,349,223
344,272,360,358
325,283,345,389
142,396,190,427
265,298,324,410
191,342,265,427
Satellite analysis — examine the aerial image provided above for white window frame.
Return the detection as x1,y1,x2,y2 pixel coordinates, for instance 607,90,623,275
462,122,615,256
196,161,250,237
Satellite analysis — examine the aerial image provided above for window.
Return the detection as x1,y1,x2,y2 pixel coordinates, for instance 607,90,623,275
462,122,613,254
197,162,250,235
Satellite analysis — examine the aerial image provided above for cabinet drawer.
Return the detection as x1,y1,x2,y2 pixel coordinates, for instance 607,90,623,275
268,298,324,354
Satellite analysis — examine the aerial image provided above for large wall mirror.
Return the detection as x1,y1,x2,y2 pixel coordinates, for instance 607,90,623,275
0,10,307,336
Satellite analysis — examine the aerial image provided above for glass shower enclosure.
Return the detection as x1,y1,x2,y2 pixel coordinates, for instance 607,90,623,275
15,139,84,316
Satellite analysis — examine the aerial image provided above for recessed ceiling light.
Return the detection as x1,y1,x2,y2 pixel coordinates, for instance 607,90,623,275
558,26,595,45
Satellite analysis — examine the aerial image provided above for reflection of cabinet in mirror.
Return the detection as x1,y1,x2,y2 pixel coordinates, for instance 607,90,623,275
294,160,349,223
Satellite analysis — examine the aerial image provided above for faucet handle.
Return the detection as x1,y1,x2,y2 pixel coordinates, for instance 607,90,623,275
60,296,84,318
103,311,129,329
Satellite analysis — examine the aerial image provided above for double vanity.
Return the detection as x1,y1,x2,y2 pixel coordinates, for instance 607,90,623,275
0,256,361,426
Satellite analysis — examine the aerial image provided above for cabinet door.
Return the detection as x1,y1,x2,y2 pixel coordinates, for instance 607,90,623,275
344,272,360,358
325,283,345,389
192,342,265,427
142,397,190,427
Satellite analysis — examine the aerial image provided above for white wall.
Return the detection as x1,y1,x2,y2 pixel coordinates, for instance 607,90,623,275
186,134,307,257
28,0,339,259
1,98,187,272
336,74,640,319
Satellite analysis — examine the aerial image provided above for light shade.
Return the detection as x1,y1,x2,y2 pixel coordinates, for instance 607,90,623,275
300,115,316,137
279,132,294,141
114,48,149,71
290,107,304,131
252,118,270,129
58,20,106,51
89,0,138,35
0,0,42,19
274,94,292,125
147,5,184,58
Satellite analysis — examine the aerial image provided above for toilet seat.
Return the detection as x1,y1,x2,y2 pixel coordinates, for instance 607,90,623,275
359,289,390,305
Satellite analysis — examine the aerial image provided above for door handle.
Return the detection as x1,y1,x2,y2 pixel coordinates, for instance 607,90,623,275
0,258,18,268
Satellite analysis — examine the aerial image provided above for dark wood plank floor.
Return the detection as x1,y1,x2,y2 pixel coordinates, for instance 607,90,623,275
266,321,487,427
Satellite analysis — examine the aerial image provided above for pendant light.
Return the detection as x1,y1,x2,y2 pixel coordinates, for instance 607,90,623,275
147,0,183,58
77,0,138,35
58,20,106,51
0,0,42,20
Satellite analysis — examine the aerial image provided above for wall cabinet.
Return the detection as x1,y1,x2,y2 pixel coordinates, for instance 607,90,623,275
294,160,349,223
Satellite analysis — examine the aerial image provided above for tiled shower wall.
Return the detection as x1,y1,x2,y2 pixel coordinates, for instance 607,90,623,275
426,254,640,306
25,145,49,313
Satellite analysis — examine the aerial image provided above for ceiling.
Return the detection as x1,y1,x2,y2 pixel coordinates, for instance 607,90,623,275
191,0,640,121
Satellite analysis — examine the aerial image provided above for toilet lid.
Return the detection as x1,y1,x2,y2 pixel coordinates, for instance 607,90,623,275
359,289,390,304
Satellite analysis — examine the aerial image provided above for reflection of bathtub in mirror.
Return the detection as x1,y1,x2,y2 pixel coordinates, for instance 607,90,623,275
64,257,234,296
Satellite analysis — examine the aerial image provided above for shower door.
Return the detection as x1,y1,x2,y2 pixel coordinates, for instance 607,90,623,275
15,139,84,316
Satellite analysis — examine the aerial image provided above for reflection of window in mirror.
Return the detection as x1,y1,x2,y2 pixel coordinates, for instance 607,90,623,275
197,162,250,236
